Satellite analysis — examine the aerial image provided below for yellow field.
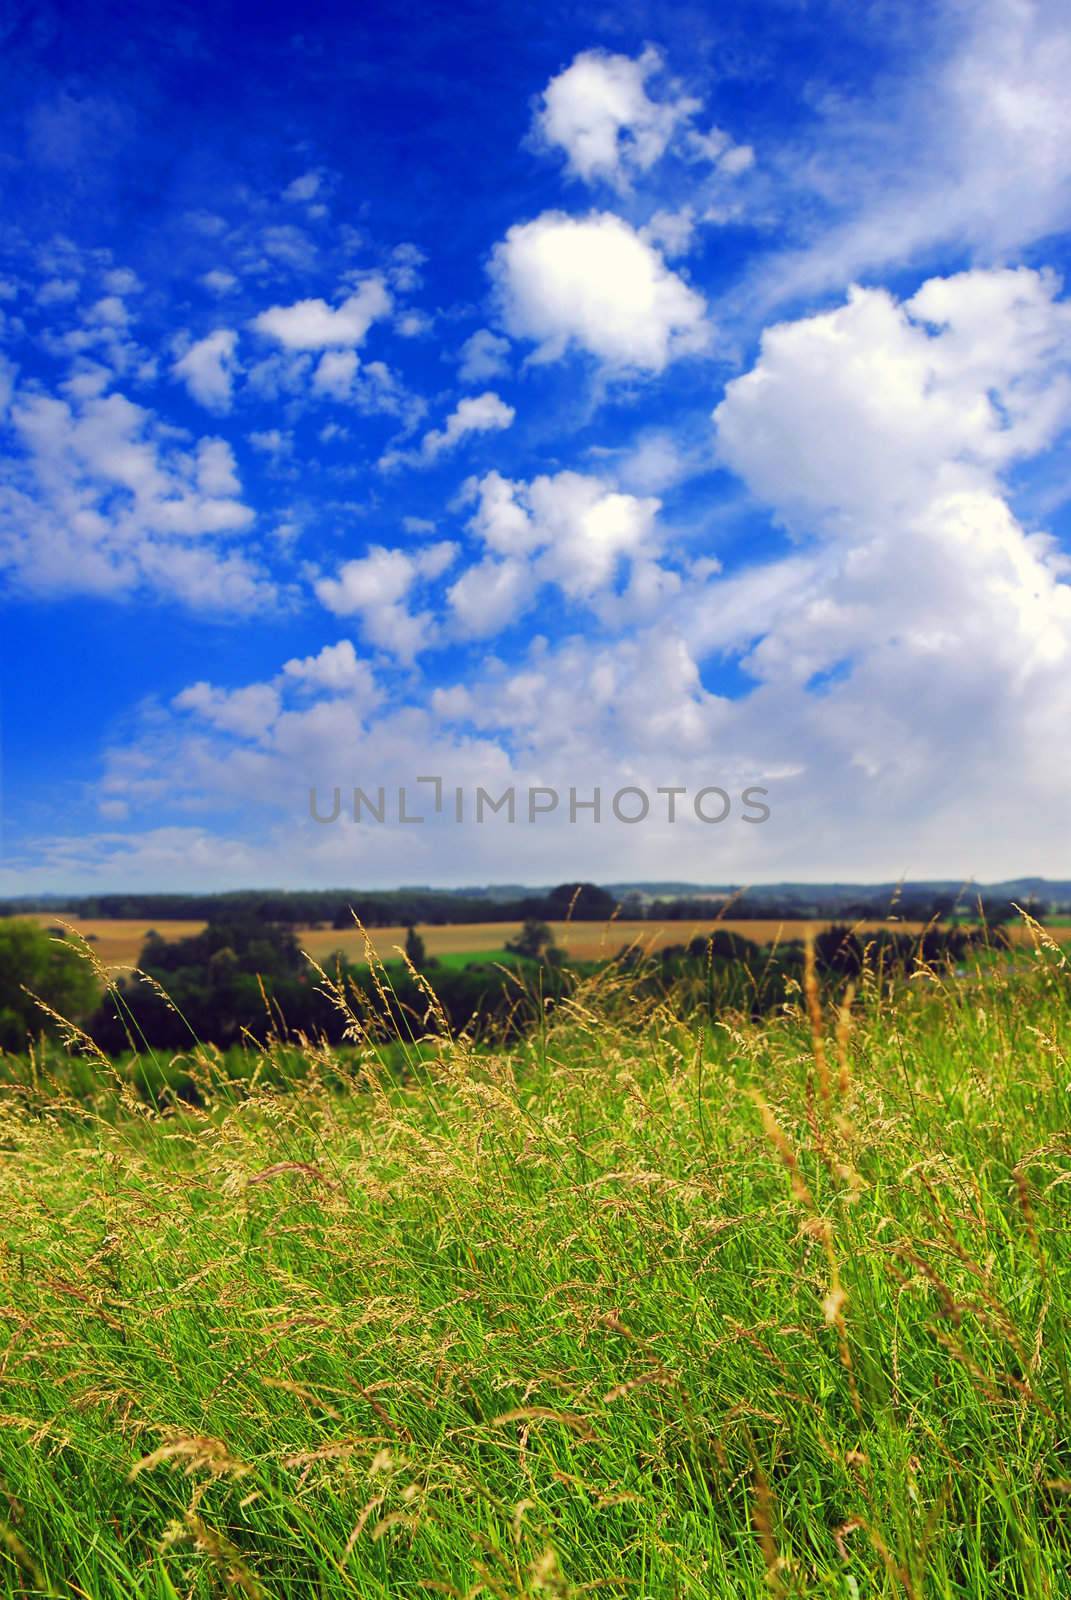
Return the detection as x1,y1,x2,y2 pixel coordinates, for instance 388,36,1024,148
295,916,920,965
25,916,208,971
18,910,1043,975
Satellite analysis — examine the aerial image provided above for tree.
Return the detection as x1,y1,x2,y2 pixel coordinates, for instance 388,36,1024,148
404,924,427,968
545,882,617,920
506,918,563,964
0,919,99,1052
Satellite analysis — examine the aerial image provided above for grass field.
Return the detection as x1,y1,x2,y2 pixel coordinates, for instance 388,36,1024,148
0,940,1069,1594
20,913,1011,974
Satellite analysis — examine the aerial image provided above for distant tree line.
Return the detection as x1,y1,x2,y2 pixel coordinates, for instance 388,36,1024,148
89,919,570,1055
643,892,1049,923
1,882,1053,928
0,882,620,929
0,915,997,1064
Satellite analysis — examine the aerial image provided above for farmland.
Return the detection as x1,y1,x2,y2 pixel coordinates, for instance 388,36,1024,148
20,911,1020,976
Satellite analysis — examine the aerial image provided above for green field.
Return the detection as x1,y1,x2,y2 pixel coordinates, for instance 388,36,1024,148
1,944,1069,1596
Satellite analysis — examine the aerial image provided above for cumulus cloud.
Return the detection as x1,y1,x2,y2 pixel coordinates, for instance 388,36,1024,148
172,329,239,411
381,391,515,470
421,391,515,458
66,231,1071,892
119,264,1070,882
458,328,511,384
533,46,754,201
613,431,694,494
173,680,280,740
37,278,79,305
81,619,755,893
314,541,458,660
201,269,238,296
250,278,392,350
0,384,272,609
445,469,664,636
282,639,378,700
396,310,432,338
249,428,291,456
690,265,1071,862
715,267,1071,526
535,46,698,190
85,295,128,327
446,554,533,638
282,170,321,202
196,438,241,496
491,211,709,370
103,267,141,295
641,206,697,258
312,348,360,398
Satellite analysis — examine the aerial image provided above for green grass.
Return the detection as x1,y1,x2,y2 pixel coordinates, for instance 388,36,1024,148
427,949,517,971
1,942,1070,1597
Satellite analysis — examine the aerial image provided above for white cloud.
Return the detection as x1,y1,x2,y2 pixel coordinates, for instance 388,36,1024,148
388,243,425,293
396,310,432,337
282,639,378,699
173,681,281,740
201,269,238,296
683,125,754,175
535,46,699,190
283,171,321,202
446,555,531,639
491,211,709,371
715,268,1071,527
458,328,511,384
312,348,359,398
172,328,239,412
0,356,15,420
61,363,113,400
614,431,693,494
383,391,514,471
314,541,459,660
303,347,422,423
489,470,660,597
250,278,392,350
715,143,755,177
37,278,79,305
756,0,1071,308
446,468,664,635
245,350,313,401
103,267,141,295
641,206,697,258
691,265,1071,861
0,384,271,609
423,391,514,458
54,264,1071,893
249,428,291,456
533,46,754,200
86,295,129,327
196,438,241,496
259,224,317,272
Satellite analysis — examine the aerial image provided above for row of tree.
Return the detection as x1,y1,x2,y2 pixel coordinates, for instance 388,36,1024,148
1,914,994,1062
0,882,620,929
1,882,1054,928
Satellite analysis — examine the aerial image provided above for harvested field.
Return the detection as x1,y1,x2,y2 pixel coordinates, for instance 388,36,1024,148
17,910,1053,976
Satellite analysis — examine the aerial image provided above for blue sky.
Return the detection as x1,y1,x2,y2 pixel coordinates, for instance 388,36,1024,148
2,0,1071,891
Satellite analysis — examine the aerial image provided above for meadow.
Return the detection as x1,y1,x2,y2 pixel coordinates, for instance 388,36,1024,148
0,928,1069,1596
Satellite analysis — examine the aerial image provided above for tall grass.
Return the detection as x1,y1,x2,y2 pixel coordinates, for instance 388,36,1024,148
0,932,1069,1597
